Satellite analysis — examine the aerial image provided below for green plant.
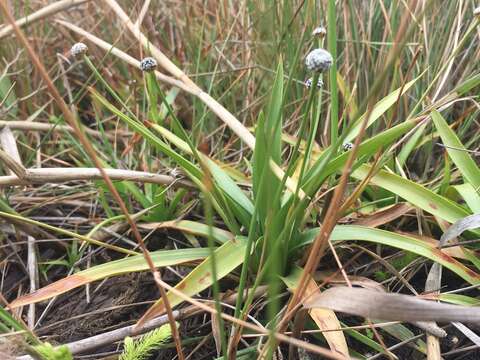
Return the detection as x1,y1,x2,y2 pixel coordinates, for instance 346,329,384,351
119,323,174,360
2,1,480,359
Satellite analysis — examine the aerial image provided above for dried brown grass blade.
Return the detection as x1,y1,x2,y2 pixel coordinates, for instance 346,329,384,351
352,203,412,227
305,287,480,323
303,279,350,358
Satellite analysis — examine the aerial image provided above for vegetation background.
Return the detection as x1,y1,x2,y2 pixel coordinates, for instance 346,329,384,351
0,0,480,359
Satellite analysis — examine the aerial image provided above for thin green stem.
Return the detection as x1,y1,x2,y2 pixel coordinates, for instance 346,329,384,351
327,0,339,144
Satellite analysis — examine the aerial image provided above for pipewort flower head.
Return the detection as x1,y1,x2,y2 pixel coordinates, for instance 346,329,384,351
305,77,324,89
312,26,327,38
343,142,353,151
140,57,157,72
305,48,333,72
70,42,88,57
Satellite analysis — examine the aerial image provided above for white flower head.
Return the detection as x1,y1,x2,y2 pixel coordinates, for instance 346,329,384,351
305,48,333,72
474,6,480,17
305,77,324,89
343,142,353,151
312,26,327,37
70,42,88,57
140,57,157,72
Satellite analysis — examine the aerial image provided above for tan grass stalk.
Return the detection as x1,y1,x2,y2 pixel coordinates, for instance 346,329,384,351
0,0,90,39
0,126,22,167
0,168,180,187
0,4,182,355
0,120,130,139
0,148,27,179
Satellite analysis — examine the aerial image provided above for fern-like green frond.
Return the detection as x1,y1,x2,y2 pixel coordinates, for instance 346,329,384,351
119,323,176,360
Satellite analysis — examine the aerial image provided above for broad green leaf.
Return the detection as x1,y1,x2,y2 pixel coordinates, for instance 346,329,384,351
139,220,234,244
397,122,427,167
205,158,254,217
431,110,480,189
303,120,417,194
10,248,210,308
379,322,426,354
296,226,480,285
451,73,480,97
265,61,284,164
152,123,254,225
450,184,480,213
352,164,470,223
139,237,247,321
437,294,480,306
343,326,395,357
344,76,421,142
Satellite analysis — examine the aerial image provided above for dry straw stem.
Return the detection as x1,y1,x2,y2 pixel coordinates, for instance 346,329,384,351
0,0,90,39
0,3,183,357
0,120,130,139
305,286,480,323
0,168,180,187
0,126,22,169
0,148,26,179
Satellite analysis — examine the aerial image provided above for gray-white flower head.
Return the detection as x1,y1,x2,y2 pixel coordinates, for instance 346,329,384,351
312,26,327,37
305,77,324,89
305,48,333,72
140,57,157,72
70,42,88,57
343,142,353,151
474,6,480,17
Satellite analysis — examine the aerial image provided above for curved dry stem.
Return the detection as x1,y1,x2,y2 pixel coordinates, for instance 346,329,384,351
0,0,90,39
